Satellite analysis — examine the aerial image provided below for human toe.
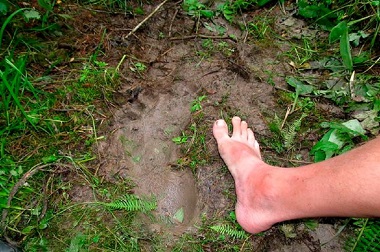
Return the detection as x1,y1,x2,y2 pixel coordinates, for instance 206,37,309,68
213,119,229,141
241,121,248,139
247,128,255,146
232,116,242,138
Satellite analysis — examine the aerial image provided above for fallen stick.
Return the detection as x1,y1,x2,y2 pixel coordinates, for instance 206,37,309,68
0,163,72,229
170,34,238,42
125,0,170,40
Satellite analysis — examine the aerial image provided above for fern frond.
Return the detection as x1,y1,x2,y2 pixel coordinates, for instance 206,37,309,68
210,224,248,240
103,194,156,212
346,218,380,252
283,113,306,149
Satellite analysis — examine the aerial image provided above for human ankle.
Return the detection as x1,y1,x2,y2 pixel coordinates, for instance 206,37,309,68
257,167,300,223
234,165,292,233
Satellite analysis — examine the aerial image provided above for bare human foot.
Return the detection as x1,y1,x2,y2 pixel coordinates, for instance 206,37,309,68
214,116,380,234
213,117,282,233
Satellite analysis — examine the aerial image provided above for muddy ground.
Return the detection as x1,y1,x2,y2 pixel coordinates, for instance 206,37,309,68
47,1,351,250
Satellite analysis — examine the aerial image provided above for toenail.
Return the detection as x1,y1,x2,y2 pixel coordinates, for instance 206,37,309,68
216,120,225,126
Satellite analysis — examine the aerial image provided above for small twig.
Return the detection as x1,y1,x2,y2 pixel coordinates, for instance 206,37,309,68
82,6,122,14
281,106,291,130
38,176,52,222
159,47,174,57
1,163,50,227
168,7,179,37
273,85,290,93
109,28,133,31
321,218,351,246
201,69,221,78
45,58,61,71
349,70,356,100
170,34,238,42
239,235,252,252
1,163,72,229
279,0,286,14
113,54,126,79
363,56,380,73
276,157,313,164
125,0,170,40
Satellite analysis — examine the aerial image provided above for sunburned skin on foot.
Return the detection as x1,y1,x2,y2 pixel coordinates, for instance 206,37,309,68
213,117,380,233
213,116,278,233
214,116,380,234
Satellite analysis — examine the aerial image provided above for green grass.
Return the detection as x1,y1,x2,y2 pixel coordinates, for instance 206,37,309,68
0,6,125,247
172,212,253,251
1,0,380,250
77,0,145,15
172,95,212,174
23,180,156,251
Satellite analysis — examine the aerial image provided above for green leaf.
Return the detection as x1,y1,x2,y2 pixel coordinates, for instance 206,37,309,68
67,233,87,252
374,99,380,111
313,150,326,162
310,129,340,162
304,219,319,230
286,77,314,95
38,223,48,229
92,235,100,243
341,119,366,135
172,136,187,144
353,51,370,64
286,76,303,88
311,139,339,153
0,0,9,15
42,155,58,164
37,0,53,11
23,9,41,20
57,14,73,20
257,0,272,6
104,194,156,212
311,119,367,162
173,207,184,223
133,7,144,15
229,211,237,221
339,23,353,71
210,224,248,239
328,130,345,148
22,225,35,234
349,31,369,47
298,5,321,18
200,10,214,18
329,21,346,43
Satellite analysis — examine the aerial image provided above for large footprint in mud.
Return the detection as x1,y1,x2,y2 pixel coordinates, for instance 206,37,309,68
98,84,199,233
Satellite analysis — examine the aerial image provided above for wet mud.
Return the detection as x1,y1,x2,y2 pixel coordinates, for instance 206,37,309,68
63,2,347,250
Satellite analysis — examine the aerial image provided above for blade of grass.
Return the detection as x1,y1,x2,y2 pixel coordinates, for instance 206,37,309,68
5,57,39,99
0,70,36,128
0,8,28,50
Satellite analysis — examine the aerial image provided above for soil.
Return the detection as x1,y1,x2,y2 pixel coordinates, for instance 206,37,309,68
44,1,348,250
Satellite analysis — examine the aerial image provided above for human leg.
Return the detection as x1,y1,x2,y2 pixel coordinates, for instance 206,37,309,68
213,116,380,234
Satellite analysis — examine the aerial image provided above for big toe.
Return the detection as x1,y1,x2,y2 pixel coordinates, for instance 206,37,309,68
213,119,229,142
